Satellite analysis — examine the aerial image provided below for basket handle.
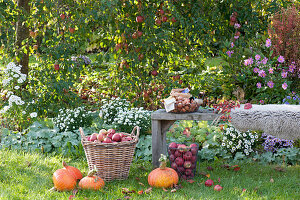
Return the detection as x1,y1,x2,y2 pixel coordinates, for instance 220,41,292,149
79,127,86,140
130,126,140,141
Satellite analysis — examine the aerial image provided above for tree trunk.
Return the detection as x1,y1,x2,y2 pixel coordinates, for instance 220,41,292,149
15,0,30,76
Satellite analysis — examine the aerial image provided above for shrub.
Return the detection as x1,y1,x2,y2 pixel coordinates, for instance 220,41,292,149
268,6,300,77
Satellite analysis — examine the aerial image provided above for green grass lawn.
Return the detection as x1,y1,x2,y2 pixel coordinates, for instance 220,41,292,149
0,149,299,200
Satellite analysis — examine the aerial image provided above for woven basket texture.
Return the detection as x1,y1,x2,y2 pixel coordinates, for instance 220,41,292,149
79,126,140,181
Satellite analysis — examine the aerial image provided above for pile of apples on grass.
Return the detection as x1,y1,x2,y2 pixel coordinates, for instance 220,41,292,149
52,161,105,191
87,128,133,143
168,142,198,180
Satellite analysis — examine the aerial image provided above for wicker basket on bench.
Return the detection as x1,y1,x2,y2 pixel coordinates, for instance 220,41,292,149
79,126,140,181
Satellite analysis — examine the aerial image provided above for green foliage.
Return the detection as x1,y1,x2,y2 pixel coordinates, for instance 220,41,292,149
135,135,152,161
254,148,300,165
0,121,87,156
167,120,222,148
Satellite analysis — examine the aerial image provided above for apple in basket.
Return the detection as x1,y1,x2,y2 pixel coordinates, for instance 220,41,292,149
107,129,116,139
118,133,126,138
99,129,108,136
103,137,113,143
97,133,105,142
89,133,98,142
121,136,133,142
112,133,122,142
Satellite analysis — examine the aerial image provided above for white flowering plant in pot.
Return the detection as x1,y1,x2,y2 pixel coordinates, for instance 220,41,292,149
221,124,259,156
100,97,152,135
0,62,38,130
52,107,93,132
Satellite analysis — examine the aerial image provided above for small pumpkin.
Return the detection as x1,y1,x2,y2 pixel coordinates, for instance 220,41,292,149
63,161,83,180
53,168,77,191
79,166,105,190
148,154,179,188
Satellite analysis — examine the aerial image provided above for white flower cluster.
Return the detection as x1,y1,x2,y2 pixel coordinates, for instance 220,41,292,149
53,107,92,132
100,97,130,124
100,98,151,133
221,124,258,156
0,62,27,114
2,62,27,86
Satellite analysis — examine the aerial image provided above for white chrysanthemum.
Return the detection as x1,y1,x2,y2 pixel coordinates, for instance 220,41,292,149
30,112,37,118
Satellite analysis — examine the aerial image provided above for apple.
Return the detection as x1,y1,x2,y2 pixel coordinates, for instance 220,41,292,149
138,54,144,61
99,129,107,135
30,31,36,38
60,14,66,20
87,136,91,141
54,64,59,71
136,16,144,23
118,133,125,138
103,137,112,143
69,27,75,33
214,185,223,191
205,179,214,187
155,19,162,25
162,16,168,22
33,45,38,50
132,32,138,39
90,133,98,142
97,133,105,142
158,9,164,15
137,31,143,37
107,129,116,135
151,70,158,76
112,133,122,142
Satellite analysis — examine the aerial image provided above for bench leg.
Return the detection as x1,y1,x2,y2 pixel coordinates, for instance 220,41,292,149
152,120,175,168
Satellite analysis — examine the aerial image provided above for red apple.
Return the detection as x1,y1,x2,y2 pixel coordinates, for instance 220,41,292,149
136,16,144,23
103,137,112,143
69,27,75,33
107,129,116,135
205,179,214,187
112,133,122,142
155,19,162,25
151,70,158,76
33,45,38,50
214,185,223,191
137,31,143,37
244,103,252,109
54,64,59,71
90,133,98,142
178,144,187,152
118,133,125,138
162,16,168,22
60,14,66,20
87,136,91,141
97,133,105,142
99,129,107,135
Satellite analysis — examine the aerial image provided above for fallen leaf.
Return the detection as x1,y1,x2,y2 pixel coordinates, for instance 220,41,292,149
274,166,285,172
242,188,247,192
270,178,274,183
138,190,143,195
26,161,31,167
174,184,182,190
206,174,210,178
254,187,258,192
186,179,195,183
171,189,177,193
162,188,168,192
135,177,140,181
218,177,221,183
199,171,207,176
207,166,214,171
124,196,132,199
138,182,145,186
122,188,130,193
145,187,152,194
220,164,230,169
129,190,136,193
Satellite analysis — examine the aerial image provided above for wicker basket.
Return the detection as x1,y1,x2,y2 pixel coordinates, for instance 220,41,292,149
79,126,140,181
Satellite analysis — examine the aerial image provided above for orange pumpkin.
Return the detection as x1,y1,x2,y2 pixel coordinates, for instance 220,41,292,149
63,161,83,180
79,166,105,190
53,168,77,191
148,154,179,188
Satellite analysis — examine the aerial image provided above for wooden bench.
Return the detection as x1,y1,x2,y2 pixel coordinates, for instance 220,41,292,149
151,109,220,167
